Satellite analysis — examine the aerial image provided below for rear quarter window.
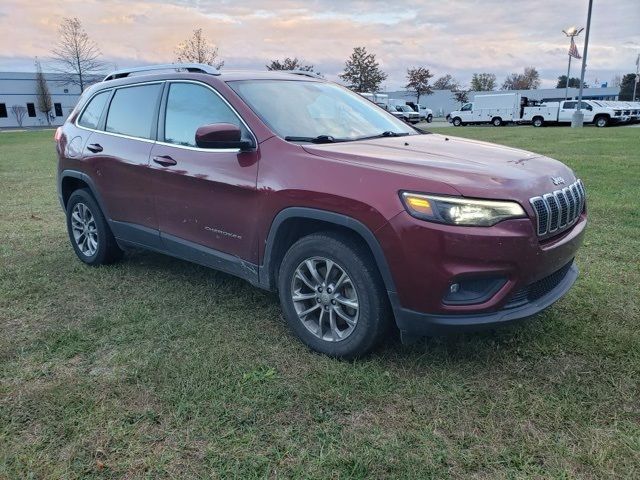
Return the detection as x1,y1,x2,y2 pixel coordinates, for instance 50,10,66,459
78,91,110,130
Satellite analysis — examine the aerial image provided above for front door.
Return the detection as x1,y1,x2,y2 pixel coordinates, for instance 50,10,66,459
149,81,260,263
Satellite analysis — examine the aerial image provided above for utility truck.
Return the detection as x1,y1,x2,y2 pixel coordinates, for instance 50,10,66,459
449,92,629,127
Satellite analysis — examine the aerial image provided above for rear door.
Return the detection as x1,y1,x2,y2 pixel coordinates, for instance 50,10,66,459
558,101,576,122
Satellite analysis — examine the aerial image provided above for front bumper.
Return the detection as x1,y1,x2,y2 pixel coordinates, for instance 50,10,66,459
392,262,578,337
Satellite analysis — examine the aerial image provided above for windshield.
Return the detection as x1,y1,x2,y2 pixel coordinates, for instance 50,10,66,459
228,80,416,141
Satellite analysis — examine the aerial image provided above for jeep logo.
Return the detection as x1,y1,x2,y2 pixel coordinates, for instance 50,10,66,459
551,176,566,185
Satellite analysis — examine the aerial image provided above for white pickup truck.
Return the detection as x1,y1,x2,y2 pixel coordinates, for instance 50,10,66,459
449,93,629,127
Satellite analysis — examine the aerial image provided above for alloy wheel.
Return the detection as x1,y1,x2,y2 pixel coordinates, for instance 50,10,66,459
70,202,98,257
291,257,359,342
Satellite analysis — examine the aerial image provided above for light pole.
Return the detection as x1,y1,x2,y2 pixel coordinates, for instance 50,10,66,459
573,0,594,128
633,53,639,102
562,26,584,100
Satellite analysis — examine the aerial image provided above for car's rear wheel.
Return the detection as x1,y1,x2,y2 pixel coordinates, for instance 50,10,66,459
278,233,392,358
492,117,503,127
66,189,123,265
426,114,433,123
532,117,544,127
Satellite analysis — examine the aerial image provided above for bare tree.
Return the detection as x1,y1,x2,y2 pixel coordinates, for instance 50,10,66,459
470,73,497,91
51,17,104,92
433,74,459,91
611,74,622,88
405,67,434,104
11,105,27,127
35,59,53,125
339,47,387,93
175,28,224,69
266,57,319,75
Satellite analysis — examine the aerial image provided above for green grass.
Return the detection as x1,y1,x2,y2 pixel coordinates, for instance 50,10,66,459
1,128,639,478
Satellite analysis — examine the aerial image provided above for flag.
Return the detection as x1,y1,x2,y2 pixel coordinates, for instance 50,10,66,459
568,38,582,59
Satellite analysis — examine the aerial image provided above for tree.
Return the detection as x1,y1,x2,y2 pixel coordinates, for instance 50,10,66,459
405,67,434,104
619,73,639,101
175,28,224,69
470,73,496,91
51,17,104,92
266,57,319,74
452,89,469,107
11,105,27,127
35,59,53,125
501,67,540,90
556,75,585,88
433,74,459,91
339,47,387,93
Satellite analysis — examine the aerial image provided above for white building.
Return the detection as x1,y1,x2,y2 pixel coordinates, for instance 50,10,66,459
0,72,99,129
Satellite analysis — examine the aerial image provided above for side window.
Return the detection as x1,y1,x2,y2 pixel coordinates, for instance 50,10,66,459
0,103,7,118
461,103,472,111
78,91,110,129
563,101,576,109
164,82,245,147
26,103,36,117
105,84,162,139
54,103,63,117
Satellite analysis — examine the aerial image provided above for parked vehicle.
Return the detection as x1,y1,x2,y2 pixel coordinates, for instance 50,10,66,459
388,100,420,123
449,93,627,127
56,63,587,358
406,102,433,123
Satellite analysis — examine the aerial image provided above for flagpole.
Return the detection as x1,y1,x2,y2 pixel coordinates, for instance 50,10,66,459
565,54,572,100
573,0,593,128
633,53,639,101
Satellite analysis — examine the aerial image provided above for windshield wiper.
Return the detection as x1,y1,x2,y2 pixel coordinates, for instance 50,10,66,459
355,131,412,141
284,135,339,144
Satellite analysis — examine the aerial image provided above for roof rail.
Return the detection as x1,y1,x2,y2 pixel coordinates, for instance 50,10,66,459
103,63,220,82
286,70,323,79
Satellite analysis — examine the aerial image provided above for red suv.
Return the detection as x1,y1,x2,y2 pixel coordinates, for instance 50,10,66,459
56,64,587,358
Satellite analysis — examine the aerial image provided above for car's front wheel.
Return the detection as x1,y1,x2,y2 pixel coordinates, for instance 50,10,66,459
426,114,433,123
66,189,123,266
278,233,392,358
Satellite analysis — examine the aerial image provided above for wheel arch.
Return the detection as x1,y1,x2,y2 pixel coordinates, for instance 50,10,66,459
59,170,110,218
260,207,397,297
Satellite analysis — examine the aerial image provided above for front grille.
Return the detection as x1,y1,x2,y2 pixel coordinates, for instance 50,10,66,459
530,179,585,236
504,260,574,309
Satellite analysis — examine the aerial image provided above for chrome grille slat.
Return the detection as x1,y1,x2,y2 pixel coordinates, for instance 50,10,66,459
529,179,585,237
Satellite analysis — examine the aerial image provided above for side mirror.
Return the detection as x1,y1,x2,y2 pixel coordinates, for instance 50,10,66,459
195,123,253,150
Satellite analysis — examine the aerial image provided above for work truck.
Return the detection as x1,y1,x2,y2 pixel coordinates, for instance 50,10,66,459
449,93,629,127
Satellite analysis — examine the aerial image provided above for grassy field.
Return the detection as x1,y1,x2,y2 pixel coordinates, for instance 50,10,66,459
1,128,639,479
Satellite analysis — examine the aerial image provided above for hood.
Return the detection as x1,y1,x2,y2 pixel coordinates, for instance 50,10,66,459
302,133,575,201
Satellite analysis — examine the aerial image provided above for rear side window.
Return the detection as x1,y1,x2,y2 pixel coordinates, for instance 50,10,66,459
563,101,576,109
106,84,162,139
78,91,110,129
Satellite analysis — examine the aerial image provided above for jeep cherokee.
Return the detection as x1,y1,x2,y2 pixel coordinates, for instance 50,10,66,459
55,64,587,358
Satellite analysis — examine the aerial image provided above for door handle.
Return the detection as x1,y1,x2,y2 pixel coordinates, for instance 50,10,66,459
87,143,103,153
152,155,177,167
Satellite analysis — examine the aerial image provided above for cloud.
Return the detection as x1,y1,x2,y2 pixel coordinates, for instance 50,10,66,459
0,0,638,89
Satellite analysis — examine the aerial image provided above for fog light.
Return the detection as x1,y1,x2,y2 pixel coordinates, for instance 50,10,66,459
443,276,507,305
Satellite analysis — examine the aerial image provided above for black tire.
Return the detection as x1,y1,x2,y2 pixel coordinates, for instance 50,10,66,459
426,114,433,123
492,117,503,127
278,232,392,359
452,117,462,127
594,115,609,128
66,189,123,266
532,117,544,128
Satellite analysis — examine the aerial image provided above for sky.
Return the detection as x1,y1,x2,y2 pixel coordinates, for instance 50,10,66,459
1,0,638,90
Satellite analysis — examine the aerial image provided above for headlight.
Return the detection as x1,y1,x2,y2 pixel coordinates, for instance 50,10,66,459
400,192,526,226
